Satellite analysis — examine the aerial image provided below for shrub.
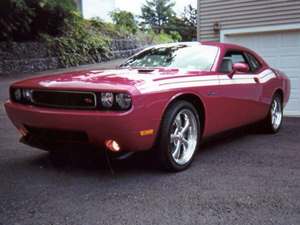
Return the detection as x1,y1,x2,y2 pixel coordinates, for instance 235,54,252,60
42,13,111,67
0,0,76,41
135,29,181,45
89,17,130,38
110,10,138,34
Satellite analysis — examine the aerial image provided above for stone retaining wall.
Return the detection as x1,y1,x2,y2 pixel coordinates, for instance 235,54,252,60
0,39,148,74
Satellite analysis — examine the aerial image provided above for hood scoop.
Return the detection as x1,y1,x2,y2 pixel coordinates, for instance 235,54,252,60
137,67,179,74
137,68,155,73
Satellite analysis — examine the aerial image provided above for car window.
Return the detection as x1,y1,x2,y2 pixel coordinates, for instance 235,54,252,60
121,44,219,71
245,52,262,72
224,51,247,64
220,51,250,73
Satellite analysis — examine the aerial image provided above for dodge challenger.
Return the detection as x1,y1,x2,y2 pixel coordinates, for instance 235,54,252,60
4,42,290,171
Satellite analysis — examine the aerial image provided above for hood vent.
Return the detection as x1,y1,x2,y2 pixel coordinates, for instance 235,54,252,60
137,69,155,73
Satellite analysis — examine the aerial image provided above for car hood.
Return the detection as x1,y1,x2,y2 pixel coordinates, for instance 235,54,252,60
12,68,217,94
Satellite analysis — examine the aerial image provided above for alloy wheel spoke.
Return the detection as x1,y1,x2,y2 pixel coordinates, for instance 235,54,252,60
271,99,282,128
170,134,177,143
175,114,182,129
181,142,187,153
273,101,277,112
182,137,189,147
272,116,276,125
181,114,190,135
172,141,181,159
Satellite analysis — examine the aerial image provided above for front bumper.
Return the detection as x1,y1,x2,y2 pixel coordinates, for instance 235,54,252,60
4,101,158,152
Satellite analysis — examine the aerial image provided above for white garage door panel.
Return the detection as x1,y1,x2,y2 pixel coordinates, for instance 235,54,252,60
224,30,300,116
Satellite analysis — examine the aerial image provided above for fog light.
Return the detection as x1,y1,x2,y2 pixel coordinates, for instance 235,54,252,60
18,127,28,136
105,139,121,152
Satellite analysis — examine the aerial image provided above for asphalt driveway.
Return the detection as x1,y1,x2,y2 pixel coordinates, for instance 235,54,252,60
0,62,299,225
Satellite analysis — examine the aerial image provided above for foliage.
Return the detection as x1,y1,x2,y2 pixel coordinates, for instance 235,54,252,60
140,0,175,33
139,0,196,41
153,31,176,43
0,0,76,41
182,4,197,27
136,29,180,44
110,10,138,34
0,0,34,41
0,0,183,68
42,13,111,67
166,4,197,41
89,17,129,38
168,31,182,42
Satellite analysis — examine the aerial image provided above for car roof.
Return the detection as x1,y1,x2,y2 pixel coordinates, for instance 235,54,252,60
201,41,251,51
152,41,252,52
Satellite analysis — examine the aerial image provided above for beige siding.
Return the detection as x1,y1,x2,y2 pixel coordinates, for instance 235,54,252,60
199,0,300,41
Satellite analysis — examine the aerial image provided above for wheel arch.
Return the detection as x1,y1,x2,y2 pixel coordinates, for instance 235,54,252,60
159,92,206,138
274,88,284,104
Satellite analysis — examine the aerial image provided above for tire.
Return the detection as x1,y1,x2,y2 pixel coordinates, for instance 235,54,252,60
263,94,283,133
156,100,201,172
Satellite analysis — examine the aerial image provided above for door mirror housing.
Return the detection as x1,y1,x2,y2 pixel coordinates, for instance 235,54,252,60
229,63,250,78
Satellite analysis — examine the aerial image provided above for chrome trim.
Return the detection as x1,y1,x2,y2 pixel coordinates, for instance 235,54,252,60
31,90,97,109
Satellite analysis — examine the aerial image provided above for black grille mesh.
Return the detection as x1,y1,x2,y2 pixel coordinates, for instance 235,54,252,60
32,90,96,109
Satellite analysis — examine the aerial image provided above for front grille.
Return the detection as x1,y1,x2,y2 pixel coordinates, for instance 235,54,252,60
32,90,96,109
25,126,89,143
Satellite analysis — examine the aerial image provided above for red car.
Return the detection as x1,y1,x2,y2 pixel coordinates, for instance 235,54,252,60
5,42,290,171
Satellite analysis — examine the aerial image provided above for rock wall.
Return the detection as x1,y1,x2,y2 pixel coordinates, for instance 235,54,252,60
0,39,148,74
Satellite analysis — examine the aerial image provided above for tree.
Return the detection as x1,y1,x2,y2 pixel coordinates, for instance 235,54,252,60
140,0,175,33
166,4,197,41
182,4,197,28
110,10,138,34
0,0,76,41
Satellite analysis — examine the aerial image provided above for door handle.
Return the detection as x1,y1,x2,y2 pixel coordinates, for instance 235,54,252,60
254,77,260,83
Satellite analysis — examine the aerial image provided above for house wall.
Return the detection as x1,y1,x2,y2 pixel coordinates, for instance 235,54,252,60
198,0,300,41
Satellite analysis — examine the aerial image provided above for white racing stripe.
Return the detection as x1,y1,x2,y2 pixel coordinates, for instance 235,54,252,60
137,69,276,93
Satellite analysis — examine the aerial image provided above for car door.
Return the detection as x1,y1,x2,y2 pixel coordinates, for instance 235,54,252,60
217,50,263,129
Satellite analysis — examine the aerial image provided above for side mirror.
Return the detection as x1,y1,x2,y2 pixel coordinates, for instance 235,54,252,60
229,63,250,78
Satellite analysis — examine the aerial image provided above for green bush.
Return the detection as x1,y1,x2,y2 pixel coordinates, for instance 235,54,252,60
42,13,111,67
110,10,138,34
137,29,181,44
0,0,76,41
89,17,130,38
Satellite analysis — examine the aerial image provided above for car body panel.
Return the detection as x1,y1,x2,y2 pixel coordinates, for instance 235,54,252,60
4,42,290,152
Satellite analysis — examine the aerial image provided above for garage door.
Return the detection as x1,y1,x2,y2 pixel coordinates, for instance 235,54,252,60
224,30,300,116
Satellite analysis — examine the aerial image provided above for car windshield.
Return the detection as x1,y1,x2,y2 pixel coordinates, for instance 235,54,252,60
121,44,219,71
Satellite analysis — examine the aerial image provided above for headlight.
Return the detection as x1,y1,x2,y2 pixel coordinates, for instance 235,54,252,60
101,92,114,108
22,89,33,103
11,88,33,103
115,93,132,110
13,89,22,101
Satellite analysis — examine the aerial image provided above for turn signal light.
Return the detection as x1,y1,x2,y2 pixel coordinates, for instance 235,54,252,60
105,139,121,152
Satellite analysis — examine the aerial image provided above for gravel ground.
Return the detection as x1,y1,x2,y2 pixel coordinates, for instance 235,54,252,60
0,62,299,225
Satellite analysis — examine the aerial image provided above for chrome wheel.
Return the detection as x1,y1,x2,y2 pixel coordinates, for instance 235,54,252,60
170,109,198,165
271,97,282,130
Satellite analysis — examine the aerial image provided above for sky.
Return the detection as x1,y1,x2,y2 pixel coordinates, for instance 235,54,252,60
82,0,197,21
116,0,197,16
